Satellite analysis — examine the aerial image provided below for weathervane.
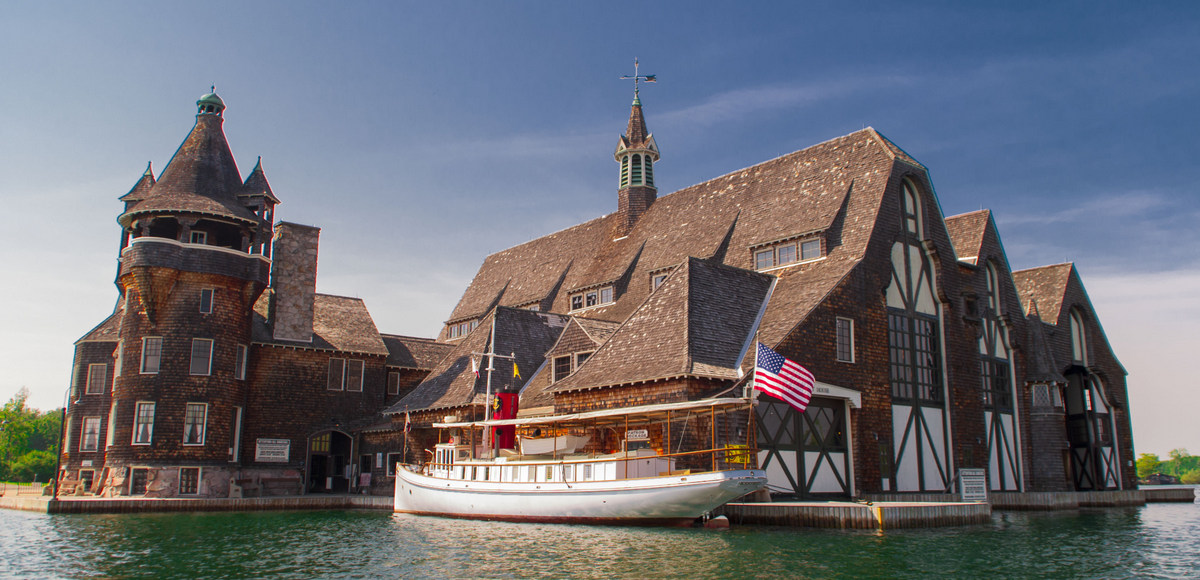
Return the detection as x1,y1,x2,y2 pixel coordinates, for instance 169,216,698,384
620,58,656,100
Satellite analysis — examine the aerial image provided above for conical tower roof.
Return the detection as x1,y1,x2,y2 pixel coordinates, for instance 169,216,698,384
118,162,156,202
241,157,280,203
119,92,258,227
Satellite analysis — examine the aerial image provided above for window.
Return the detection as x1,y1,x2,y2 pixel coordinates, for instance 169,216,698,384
902,181,923,238
132,402,155,445
328,359,345,390
114,340,123,379
447,320,475,339
80,417,101,452
129,468,149,495
801,239,821,261
235,344,248,380
575,351,592,366
85,363,107,395
387,371,401,395
570,286,615,311
190,231,207,244
620,155,629,188
980,358,1013,412
652,274,668,290
183,403,207,445
755,249,774,270
346,360,364,392
79,469,95,492
328,358,364,391
199,289,213,314
631,153,643,184
835,318,854,363
141,337,162,374
553,356,572,382
179,467,200,495
754,238,822,271
312,433,330,453
776,243,797,265
888,312,942,404
190,338,213,375
106,401,118,447
1070,310,1087,364
386,452,403,476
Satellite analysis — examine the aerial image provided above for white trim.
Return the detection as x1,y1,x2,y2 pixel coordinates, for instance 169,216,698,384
123,236,272,263
758,255,827,274
811,381,862,408
80,416,101,452
85,363,107,395
132,401,155,445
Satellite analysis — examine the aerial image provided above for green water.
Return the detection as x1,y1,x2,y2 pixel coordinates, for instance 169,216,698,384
2,503,1197,579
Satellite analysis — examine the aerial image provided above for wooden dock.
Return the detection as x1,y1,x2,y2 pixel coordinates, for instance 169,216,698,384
0,493,392,514
715,500,992,530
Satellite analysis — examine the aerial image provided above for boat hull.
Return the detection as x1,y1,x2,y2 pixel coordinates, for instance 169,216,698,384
394,467,767,526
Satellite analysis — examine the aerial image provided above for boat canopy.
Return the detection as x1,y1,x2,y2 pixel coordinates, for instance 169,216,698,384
433,398,753,430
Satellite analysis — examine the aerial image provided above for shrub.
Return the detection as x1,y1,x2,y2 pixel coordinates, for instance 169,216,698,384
1181,469,1200,485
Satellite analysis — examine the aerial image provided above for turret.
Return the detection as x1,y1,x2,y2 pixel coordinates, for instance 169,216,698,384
614,60,659,237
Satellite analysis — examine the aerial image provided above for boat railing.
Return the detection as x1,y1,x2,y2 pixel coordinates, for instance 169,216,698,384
419,444,758,482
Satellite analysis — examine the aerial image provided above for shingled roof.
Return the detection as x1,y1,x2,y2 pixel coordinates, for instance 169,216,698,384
382,334,452,370
445,128,918,352
549,257,773,393
252,291,389,355
386,307,569,414
1013,263,1074,323
119,105,260,227
944,210,991,265
1023,300,1067,384
75,310,122,344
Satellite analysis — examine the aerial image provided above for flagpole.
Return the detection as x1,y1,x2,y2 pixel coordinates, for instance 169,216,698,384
483,317,496,456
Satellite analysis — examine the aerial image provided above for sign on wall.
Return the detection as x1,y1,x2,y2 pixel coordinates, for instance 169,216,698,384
958,468,988,502
255,438,291,462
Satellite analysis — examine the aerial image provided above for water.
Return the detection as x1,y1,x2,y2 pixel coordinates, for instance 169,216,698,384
2,504,1198,579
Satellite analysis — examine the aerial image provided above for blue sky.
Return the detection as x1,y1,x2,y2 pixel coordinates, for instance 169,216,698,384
2,1,1197,457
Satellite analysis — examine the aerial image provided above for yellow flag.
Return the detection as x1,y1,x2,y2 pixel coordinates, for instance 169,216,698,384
513,361,521,379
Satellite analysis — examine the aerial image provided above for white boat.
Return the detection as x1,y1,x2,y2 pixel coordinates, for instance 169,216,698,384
394,398,767,526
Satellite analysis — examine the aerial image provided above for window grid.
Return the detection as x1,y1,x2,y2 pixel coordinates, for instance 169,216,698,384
888,311,942,404
183,403,207,445
141,337,162,374
346,360,364,392
553,356,572,382
85,363,107,395
80,417,101,452
235,344,248,380
835,318,854,363
179,467,200,495
189,339,213,376
387,371,400,395
132,402,155,445
199,288,213,314
981,357,1013,412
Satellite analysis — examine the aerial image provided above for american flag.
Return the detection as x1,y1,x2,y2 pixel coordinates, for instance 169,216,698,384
754,343,815,412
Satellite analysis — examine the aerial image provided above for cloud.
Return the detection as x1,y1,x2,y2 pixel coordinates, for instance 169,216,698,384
656,75,915,129
996,191,1171,226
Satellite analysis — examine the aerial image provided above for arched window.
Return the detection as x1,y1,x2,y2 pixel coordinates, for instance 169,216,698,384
644,157,654,187
985,262,1001,316
902,180,923,239
619,155,630,188
630,154,643,185
1070,309,1087,364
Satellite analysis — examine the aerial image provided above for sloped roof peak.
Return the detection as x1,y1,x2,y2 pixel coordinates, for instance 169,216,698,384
119,161,156,202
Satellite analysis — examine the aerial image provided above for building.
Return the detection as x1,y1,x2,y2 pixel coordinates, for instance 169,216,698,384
60,88,1134,499
382,90,1135,497
60,92,450,498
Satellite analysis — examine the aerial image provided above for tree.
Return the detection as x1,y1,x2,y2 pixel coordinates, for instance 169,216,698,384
1136,453,1162,479
1,388,62,482
1182,469,1200,485
1166,449,1192,477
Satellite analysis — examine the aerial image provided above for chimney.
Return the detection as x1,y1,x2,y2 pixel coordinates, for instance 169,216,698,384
270,222,319,342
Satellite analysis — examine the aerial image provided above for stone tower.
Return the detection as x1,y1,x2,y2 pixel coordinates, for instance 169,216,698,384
69,91,278,497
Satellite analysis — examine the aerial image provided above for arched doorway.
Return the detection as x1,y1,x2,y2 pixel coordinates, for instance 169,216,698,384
308,430,352,493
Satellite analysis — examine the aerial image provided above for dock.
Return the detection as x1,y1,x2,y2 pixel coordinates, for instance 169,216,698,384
0,491,392,515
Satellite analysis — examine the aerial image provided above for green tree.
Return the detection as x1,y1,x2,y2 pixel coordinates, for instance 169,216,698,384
1136,453,1162,479
1166,449,1192,477
1182,469,1200,486
9,450,57,483
1,388,62,482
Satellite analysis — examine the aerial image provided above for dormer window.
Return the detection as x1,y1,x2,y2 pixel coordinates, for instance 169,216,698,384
447,319,478,340
569,285,615,312
753,238,822,271
902,180,924,239
190,231,207,245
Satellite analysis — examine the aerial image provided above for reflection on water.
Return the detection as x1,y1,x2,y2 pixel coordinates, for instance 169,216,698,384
1,503,1197,579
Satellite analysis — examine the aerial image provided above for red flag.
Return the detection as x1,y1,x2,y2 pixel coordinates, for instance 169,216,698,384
754,343,815,412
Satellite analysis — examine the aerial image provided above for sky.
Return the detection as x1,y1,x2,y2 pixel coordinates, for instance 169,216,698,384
2,1,1197,458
